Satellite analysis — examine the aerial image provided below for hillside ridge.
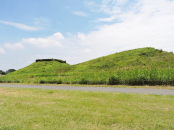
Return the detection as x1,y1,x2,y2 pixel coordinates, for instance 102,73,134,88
1,47,174,86
5,47,174,74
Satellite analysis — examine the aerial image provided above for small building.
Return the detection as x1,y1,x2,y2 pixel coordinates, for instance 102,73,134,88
36,59,66,63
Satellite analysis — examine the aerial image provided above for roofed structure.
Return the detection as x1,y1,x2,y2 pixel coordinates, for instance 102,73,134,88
36,59,66,63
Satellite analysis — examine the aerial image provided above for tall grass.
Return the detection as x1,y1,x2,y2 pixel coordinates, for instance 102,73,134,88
1,67,174,86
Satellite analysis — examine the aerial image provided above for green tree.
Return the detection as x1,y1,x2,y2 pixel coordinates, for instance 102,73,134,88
0,70,6,75
6,69,16,74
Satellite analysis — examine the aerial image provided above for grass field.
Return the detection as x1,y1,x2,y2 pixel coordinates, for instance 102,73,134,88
0,87,174,130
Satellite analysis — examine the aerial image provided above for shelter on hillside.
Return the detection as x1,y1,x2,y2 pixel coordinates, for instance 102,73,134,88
36,59,66,63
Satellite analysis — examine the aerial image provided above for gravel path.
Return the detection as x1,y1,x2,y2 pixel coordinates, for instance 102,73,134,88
0,84,174,95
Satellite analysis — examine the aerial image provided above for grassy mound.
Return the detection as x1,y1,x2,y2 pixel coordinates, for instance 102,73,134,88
13,60,70,74
0,61,71,84
1,47,174,85
73,47,174,71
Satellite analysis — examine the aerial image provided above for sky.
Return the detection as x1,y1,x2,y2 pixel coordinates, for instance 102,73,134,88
0,0,174,71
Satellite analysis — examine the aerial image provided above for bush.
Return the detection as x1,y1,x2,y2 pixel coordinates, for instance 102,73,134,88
40,80,46,84
40,80,62,84
47,80,62,84
108,76,120,85
89,80,107,85
79,78,89,84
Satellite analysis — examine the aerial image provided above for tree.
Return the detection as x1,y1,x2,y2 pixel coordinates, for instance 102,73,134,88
0,70,6,75
6,69,16,74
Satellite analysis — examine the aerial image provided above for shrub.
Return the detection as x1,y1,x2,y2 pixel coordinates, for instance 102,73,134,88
79,78,89,84
47,80,62,84
108,76,120,85
40,80,46,84
89,80,107,85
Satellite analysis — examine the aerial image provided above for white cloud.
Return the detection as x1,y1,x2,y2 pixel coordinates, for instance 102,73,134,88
75,0,174,55
0,20,42,31
73,11,88,17
0,47,5,55
96,16,117,22
77,33,86,40
4,43,24,49
23,32,64,48
85,0,124,22
115,0,129,5
86,0,123,14
5,32,64,49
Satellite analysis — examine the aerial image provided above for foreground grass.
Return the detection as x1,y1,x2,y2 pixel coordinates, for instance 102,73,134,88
0,87,174,130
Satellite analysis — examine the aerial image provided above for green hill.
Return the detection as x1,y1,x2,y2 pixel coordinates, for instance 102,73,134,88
72,47,174,72
13,60,70,75
1,47,174,85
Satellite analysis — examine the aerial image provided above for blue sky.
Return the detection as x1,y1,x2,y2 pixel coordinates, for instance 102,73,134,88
1,0,174,71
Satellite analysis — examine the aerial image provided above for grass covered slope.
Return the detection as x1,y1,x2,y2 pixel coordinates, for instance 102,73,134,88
73,47,174,72
0,61,72,84
12,60,71,75
1,47,174,85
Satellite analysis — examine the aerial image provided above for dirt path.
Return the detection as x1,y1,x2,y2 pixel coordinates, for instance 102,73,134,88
0,84,174,95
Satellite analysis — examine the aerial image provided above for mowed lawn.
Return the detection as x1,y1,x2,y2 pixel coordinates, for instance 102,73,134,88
0,87,174,130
